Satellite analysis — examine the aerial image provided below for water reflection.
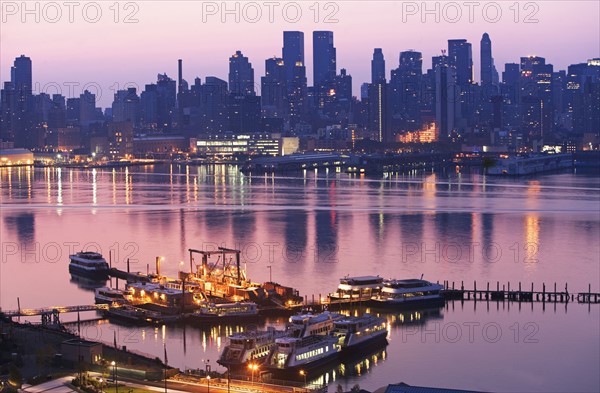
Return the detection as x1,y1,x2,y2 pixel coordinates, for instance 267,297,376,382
1,165,599,393
70,274,106,290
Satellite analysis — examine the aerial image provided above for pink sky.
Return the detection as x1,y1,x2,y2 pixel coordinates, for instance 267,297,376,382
1,1,599,107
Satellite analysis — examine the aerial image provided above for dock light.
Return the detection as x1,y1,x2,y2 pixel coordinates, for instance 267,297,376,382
111,361,118,393
248,363,259,384
299,369,307,385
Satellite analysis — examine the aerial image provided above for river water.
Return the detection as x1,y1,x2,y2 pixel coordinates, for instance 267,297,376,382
1,164,599,392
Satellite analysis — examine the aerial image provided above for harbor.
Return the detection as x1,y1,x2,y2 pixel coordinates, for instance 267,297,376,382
1,165,599,392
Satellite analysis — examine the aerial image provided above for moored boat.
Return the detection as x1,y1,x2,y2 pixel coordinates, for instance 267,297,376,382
286,311,343,337
370,278,444,307
330,275,384,301
104,304,179,325
69,252,109,280
330,314,388,354
94,287,131,304
264,334,340,375
217,327,287,370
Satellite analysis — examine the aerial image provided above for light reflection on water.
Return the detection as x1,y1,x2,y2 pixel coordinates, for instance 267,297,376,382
1,165,599,392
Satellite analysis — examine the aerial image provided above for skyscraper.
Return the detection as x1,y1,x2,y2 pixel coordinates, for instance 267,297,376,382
229,50,255,96
313,31,336,88
390,50,423,130
448,39,473,86
283,31,304,89
261,57,287,118
435,56,459,139
12,55,32,96
368,82,389,142
283,31,307,124
371,48,386,84
481,33,493,86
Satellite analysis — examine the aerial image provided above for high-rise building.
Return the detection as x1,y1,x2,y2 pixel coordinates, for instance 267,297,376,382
12,55,32,96
261,57,287,118
79,90,97,127
448,39,473,86
66,98,80,124
228,94,261,133
283,31,304,89
390,50,423,130
435,56,459,140
156,73,177,129
313,31,336,88
229,50,255,96
200,77,228,133
519,56,554,146
112,88,140,125
371,48,386,84
480,33,493,86
287,62,307,125
140,84,158,126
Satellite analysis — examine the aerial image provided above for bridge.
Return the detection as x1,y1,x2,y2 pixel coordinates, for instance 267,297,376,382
2,304,108,326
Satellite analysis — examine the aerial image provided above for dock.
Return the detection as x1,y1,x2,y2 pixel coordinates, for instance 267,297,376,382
438,280,600,304
293,281,599,312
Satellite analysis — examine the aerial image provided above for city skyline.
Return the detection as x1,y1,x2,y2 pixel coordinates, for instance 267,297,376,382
2,29,598,108
2,0,598,107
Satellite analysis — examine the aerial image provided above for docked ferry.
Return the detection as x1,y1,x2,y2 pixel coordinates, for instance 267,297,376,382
370,278,444,307
331,314,388,354
330,275,384,301
286,311,343,337
217,311,341,370
265,334,340,375
217,327,287,370
69,252,110,279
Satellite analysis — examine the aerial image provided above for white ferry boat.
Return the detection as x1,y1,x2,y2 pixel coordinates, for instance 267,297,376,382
331,314,388,354
94,287,131,304
370,278,444,307
265,334,340,374
286,311,343,337
330,275,384,301
69,252,110,280
217,327,287,369
216,310,341,370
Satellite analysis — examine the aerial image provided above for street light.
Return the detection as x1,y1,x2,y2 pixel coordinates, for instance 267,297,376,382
248,363,258,385
98,378,103,393
226,366,231,393
299,369,307,386
111,361,118,393
206,375,210,393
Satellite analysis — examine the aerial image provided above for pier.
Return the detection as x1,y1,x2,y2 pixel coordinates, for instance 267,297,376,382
293,281,600,312
2,304,108,326
438,281,600,304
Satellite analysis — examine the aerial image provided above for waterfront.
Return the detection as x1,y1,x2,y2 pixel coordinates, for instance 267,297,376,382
1,164,599,392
